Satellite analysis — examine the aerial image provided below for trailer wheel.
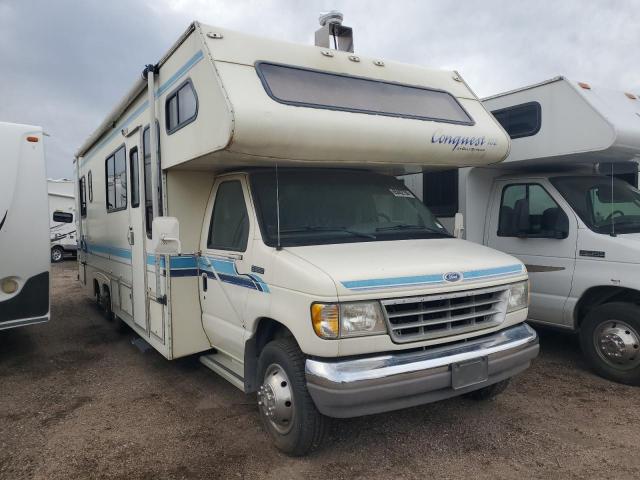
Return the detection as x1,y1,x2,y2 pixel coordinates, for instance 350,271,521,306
102,287,114,321
257,337,327,456
580,302,640,386
464,379,510,401
51,246,64,263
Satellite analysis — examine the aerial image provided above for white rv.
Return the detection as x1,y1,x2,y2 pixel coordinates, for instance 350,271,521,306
48,179,77,262
418,77,640,385
0,122,50,330
75,19,538,455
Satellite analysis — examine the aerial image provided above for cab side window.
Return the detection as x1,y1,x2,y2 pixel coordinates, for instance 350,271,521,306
207,181,249,251
498,183,569,239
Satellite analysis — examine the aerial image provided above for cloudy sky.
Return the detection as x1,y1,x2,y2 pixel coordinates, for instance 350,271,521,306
1,0,639,178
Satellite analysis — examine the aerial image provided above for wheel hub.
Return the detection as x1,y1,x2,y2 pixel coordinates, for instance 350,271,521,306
596,321,640,368
257,364,294,434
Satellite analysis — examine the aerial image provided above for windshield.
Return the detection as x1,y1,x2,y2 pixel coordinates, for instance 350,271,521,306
551,175,640,234
250,170,451,247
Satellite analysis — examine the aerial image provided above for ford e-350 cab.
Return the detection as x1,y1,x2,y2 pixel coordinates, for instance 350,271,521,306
74,20,537,455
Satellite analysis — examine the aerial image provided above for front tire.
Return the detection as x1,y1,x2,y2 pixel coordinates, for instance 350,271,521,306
580,302,640,386
51,246,64,263
257,337,327,456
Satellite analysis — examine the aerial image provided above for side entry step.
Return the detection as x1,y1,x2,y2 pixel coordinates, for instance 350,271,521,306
200,352,245,391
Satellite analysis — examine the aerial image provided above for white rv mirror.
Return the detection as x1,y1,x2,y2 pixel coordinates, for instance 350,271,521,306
453,212,465,239
151,217,182,255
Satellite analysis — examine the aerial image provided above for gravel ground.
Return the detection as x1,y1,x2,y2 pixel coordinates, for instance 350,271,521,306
1,262,639,480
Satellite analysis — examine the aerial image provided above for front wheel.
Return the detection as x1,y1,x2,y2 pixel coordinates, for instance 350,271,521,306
580,302,640,386
51,246,64,263
257,337,328,456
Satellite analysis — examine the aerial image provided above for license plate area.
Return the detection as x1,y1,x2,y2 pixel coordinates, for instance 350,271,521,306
451,356,488,390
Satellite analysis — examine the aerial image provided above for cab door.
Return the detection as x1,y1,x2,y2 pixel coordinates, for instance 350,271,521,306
199,176,254,362
486,179,578,325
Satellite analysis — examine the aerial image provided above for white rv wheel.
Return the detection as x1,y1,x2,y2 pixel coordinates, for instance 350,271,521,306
51,246,64,263
257,337,327,456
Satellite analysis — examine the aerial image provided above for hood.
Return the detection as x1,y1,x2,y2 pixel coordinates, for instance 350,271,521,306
578,229,640,265
287,239,526,299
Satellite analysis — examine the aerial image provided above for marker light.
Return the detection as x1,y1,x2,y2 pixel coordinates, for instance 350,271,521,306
578,82,591,90
26,136,39,143
624,92,637,100
1,278,19,294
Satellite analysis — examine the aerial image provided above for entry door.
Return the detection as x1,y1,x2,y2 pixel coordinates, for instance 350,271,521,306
127,145,147,332
487,180,578,324
199,177,253,362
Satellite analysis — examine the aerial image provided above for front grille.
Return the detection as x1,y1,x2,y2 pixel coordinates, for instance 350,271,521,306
381,285,509,343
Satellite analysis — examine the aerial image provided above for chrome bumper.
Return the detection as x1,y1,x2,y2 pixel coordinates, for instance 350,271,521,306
305,323,538,418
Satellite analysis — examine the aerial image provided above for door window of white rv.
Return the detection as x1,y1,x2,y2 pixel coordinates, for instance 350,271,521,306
88,171,93,202
79,176,87,217
130,147,140,208
207,181,249,252
165,79,198,134
105,146,127,212
143,125,163,237
256,63,473,125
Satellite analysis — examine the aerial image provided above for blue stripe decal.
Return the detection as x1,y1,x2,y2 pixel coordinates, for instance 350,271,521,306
80,50,205,167
86,243,132,261
341,264,524,291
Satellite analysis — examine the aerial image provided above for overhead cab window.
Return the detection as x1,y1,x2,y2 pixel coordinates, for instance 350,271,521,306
256,62,474,125
165,79,198,134
105,145,127,212
491,102,541,139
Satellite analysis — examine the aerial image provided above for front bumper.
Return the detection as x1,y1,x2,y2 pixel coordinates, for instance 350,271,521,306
305,323,538,418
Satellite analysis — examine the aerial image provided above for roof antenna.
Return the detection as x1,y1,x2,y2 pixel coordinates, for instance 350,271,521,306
276,163,282,250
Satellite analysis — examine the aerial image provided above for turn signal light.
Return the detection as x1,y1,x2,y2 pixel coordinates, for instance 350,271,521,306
1,278,19,294
578,82,591,90
26,136,39,143
311,303,339,339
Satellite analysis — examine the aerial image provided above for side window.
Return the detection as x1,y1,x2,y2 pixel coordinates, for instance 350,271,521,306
498,183,568,239
79,176,87,217
165,79,198,134
88,171,93,202
143,125,163,237
105,145,127,212
422,170,458,217
130,147,139,208
491,102,541,139
207,181,249,251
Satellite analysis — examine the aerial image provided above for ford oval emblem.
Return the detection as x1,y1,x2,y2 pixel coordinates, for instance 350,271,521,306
443,272,462,283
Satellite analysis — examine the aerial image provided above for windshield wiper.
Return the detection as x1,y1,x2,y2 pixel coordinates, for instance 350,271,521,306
280,226,376,239
375,224,451,237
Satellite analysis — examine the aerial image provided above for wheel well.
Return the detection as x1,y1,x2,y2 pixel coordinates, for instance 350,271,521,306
575,286,640,328
243,318,293,393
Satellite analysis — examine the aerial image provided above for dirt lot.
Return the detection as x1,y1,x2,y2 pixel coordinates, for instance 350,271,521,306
1,262,640,480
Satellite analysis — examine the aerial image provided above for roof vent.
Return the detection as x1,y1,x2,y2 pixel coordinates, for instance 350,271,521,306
315,11,354,53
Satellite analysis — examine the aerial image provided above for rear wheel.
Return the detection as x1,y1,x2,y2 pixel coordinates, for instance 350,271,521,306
580,302,640,385
257,337,327,456
102,288,114,321
465,379,510,401
51,246,64,263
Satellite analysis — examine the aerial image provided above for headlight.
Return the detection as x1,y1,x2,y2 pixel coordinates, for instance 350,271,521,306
507,281,529,313
311,301,387,339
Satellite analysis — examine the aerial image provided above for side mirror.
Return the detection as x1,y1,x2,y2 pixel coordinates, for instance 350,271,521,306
151,217,182,255
454,212,465,239
53,211,73,223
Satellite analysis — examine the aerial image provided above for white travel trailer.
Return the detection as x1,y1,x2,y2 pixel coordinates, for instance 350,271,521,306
48,179,77,262
75,19,538,455
418,77,640,385
0,122,50,330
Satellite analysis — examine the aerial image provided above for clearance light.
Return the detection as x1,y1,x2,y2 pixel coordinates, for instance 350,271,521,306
578,82,591,90
1,278,19,294
624,92,637,100
26,136,39,143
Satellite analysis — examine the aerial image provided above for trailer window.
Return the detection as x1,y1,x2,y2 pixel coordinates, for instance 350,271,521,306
422,170,458,217
256,62,474,125
88,171,93,202
79,176,87,217
130,147,140,208
143,125,163,237
491,102,541,139
105,146,127,212
207,181,249,252
165,79,198,134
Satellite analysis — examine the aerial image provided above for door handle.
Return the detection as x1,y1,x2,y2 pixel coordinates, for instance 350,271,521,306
201,273,208,292
127,227,134,245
